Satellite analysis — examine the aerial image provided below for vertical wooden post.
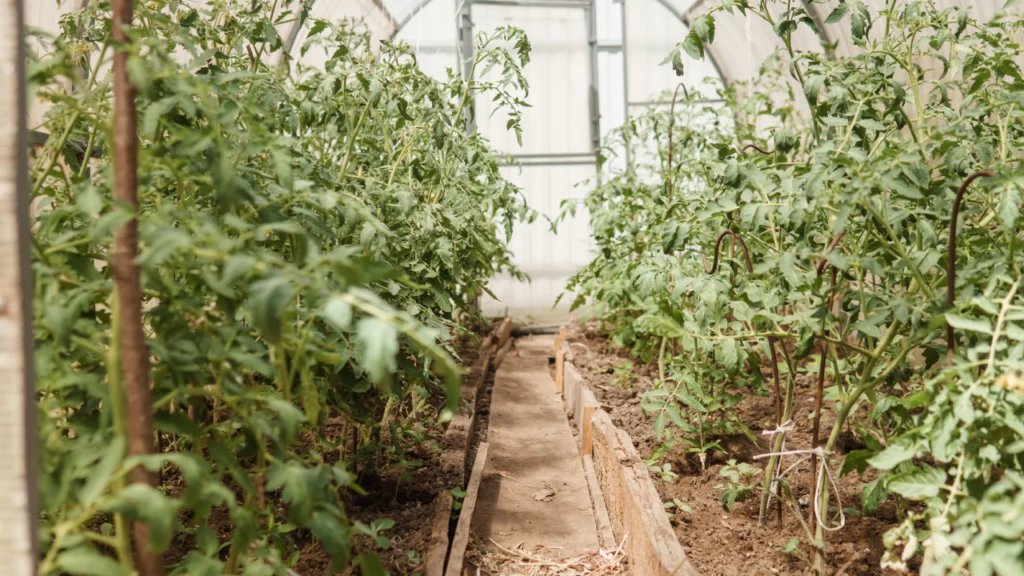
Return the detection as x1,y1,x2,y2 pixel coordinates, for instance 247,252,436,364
581,405,595,458
111,0,162,573
0,0,38,572
555,349,565,394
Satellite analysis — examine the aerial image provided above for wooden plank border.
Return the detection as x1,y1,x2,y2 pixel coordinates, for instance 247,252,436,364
427,319,505,574
556,327,699,576
445,443,489,576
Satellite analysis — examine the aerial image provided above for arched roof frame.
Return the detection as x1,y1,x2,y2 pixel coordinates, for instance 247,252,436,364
381,0,727,90
682,0,829,86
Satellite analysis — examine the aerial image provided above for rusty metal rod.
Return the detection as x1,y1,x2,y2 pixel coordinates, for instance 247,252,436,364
947,170,995,362
741,143,776,155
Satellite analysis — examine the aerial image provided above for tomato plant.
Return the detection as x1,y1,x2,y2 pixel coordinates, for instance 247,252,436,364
28,0,531,573
565,1,1024,574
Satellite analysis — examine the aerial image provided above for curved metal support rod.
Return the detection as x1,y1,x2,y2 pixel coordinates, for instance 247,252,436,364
699,231,781,424
741,143,775,155
702,230,754,274
947,169,995,360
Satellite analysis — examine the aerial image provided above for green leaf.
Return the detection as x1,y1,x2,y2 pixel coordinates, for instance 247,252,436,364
887,465,946,499
826,3,850,23
78,437,125,506
946,314,993,335
356,317,399,390
691,15,715,44
998,182,1021,231
861,477,887,515
718,339,739,372
359,554,386,576
868,439,919,470
323,296,353,330
104,484,179,553
57,547,129,576
682,32,704,60
248,276,294,344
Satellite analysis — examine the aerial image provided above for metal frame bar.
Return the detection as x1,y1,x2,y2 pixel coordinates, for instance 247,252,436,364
473,0,592,6
628,98,726,106
499,159,599,167
511,152,597,159
458,0,475,132
586,0,601,155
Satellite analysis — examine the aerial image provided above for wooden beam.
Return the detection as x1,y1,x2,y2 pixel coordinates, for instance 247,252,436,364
0,0,37,571
445,443,489,576
424,491,454,576
495,317,513,348
583,455,615,548
555,349,565,394
581,404,595,458
493,338,513,370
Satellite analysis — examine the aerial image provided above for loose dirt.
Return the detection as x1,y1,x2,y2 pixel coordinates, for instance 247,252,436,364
566,324,897,576
470,336,601,564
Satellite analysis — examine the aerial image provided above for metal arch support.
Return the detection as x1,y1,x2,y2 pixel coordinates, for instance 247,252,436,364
801,0,836,52
392,0,442,38
282,0,402,63
282,0,316,64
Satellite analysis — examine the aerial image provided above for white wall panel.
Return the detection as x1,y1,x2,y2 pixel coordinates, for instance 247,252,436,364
481,163,596,322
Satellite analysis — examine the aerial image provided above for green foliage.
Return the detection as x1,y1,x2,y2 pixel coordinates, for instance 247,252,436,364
29,0,530,572
716,459,762,512
565,0,1024,572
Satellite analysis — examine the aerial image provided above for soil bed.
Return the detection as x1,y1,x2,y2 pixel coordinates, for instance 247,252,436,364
566,324,897,576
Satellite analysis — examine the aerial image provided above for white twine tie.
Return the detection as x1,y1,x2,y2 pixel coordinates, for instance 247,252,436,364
754,446,846,532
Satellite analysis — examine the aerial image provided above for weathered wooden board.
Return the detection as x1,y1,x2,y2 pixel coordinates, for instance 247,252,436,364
581,376,698,576
423,491,454,576
493,338,513,370
445,443,489,576
555,349,565,394
583,455,616,549
564,362,584,421
495,317,513,348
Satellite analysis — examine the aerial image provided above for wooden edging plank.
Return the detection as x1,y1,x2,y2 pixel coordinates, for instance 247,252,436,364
493,337,513,371
583,455,616,548
555,349,565,394
495,317,513,348
558,327,698,576
423,491,454,576
444,443,489,576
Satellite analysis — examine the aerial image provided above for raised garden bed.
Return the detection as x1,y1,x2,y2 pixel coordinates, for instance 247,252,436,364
560,325,898,576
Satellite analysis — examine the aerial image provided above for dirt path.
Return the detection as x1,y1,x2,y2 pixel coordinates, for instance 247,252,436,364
470,336,600,559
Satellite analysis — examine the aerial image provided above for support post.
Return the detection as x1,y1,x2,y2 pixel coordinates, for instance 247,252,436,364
581,405,595,458
458,0,476,134
586,0,601,157
555,349,566,394
0,0,38,572
111,0,163,573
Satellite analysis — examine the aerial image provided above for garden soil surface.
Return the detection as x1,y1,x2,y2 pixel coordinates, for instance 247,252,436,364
565,323,900,576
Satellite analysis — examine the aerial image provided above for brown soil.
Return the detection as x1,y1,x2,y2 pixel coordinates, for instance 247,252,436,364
566,324,897,576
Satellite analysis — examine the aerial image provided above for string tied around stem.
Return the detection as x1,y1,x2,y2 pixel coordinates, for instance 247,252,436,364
754,444,846,532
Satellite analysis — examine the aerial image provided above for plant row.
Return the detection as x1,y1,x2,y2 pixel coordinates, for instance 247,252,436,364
563,1,1024,574
29,1,530,573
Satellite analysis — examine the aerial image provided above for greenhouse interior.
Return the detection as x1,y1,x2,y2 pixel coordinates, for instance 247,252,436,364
3,0,1024,574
